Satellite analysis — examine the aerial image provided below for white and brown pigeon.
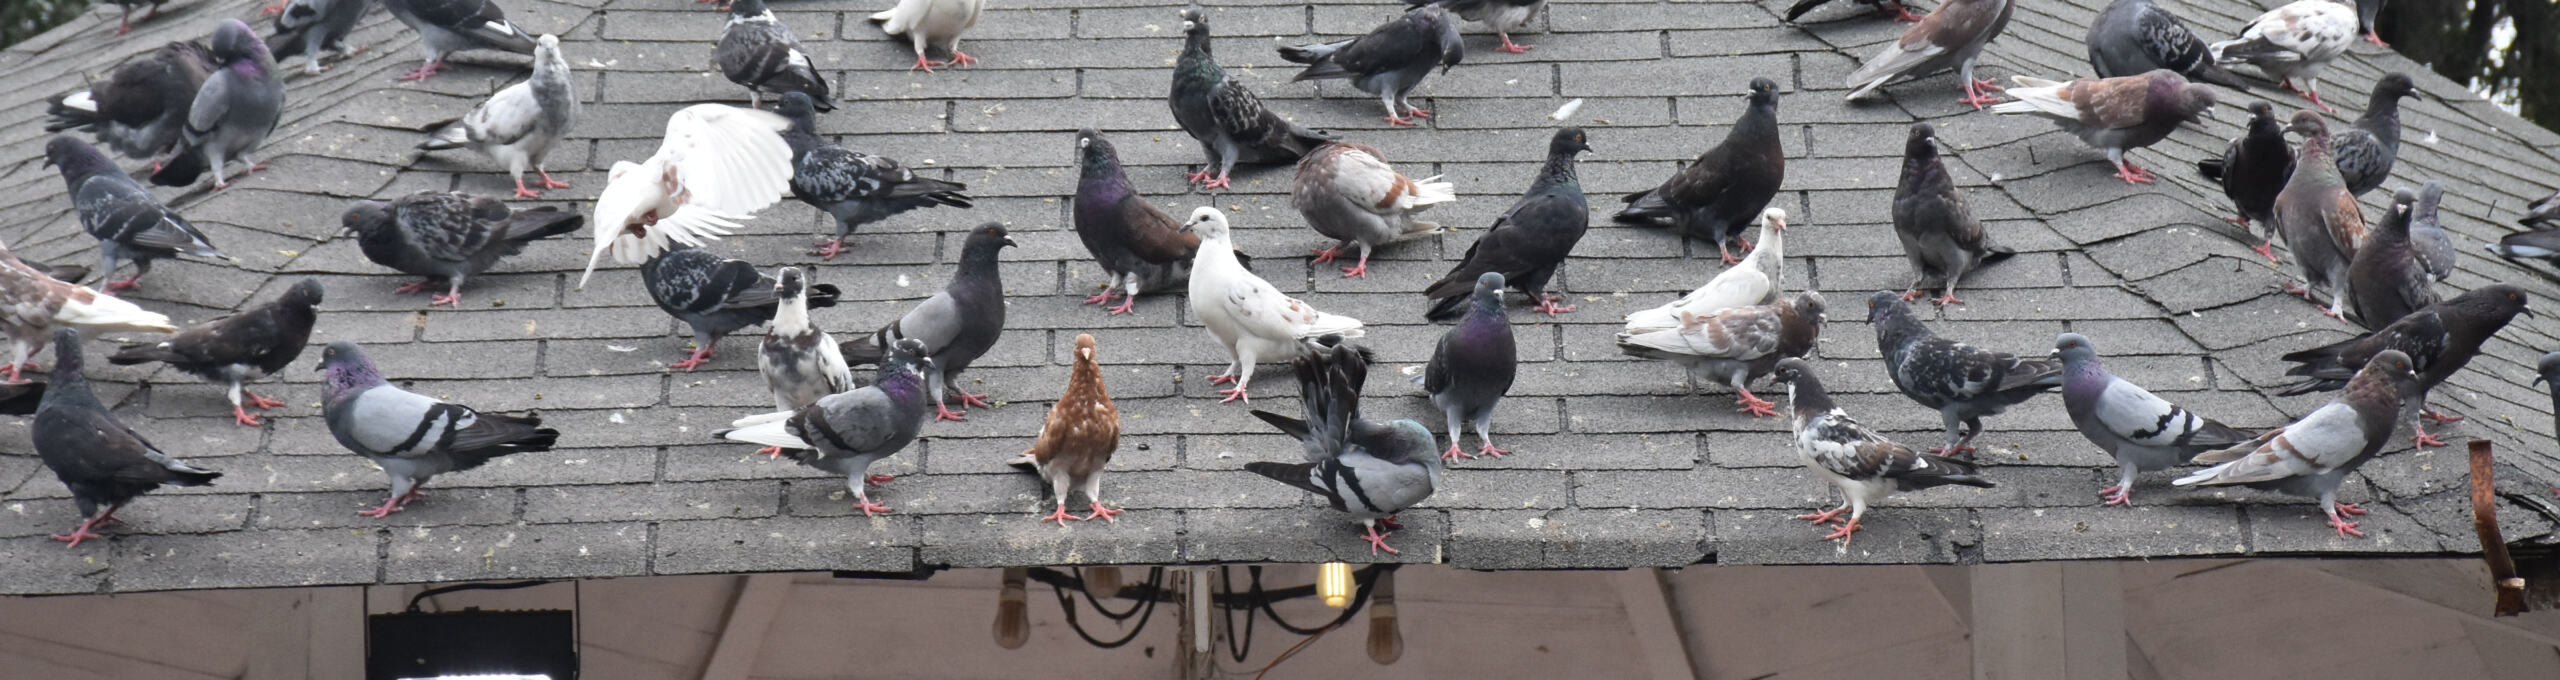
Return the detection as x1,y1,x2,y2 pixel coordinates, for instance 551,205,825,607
1291,141,1454,278
2176,349,2416,538
2211,0,2357,113
418,34,577,199
1988,69,2216,184
579,104,795,288
1011,333,1123,524
2277,284,2531,448
0,241,177,384
1774,357,1995,546
1186,208,1367,403
1616,290,1826,418
870,0,984,72
1842,0,2016,108
1623,208,1785,333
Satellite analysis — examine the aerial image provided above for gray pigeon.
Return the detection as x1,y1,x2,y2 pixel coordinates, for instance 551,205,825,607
2535,352,2560,446
841,224,1013,422
382,0,540,81
755,267,852,458
34,329,221,548
1615,78,1784,264
720,338,935,517
271,0,370,75
2055,332,2250,507
778,92,970,260
2176,349,2415,539
1892,122,2011,305
150,20,287,191
2278,284,2530,448
2330,73,2416,197
716,0,834,110
1072,129,1202,315
2356,0,2389,46
418,34,577,198
1405,0,1547,52
2196,101,2292,264
1422,272,1516,461
45,136,232,293
1869,291,2062,455
1783,0,1924,23
1843,0,2016,108
320,341,560,518
342,191,584,307
2345,188,2438,330
2407,180,2455,282
1988,69,2215,185
2272,111,2365,320
2488,229,2560,265
1277,5,1465,126
2085,0,2249,91
1773,357,1996,546
643,247,843,370
1425,128,1591,320
108,278,323,427
1172,8,1333,191
1292,141,1454,278
1617,290,1826,418
45,40,215,163
1245,347,1444,556
2523,188,2560,229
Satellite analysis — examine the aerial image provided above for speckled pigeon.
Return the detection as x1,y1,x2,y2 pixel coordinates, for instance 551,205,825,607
150,20,286,191
46,136,231,293
869,0,985,72
1011,333,1123,524
1624,208,1784,333
2407,180,2455,282
716,0,834,110
720,338,935,517
1868,291,2062,455
2197,101,2292,264
754,267,851,459
1843,0,2016,108
1893,123,2011,305
343,191,583,308
2345,188,2438,330
1292,141,1454,278
108,277,322,427
1617,290,1826,418
320,341,560,518
45,40,214,163
2211,0,2356,113
1245,350,1443,556
1189,209,1368,403
271,0,369,75
1988,69,2215,184
2177,349,2415,538
2278,284,2530,447
35,329,220,548
418,34,576,198
2054,332,2250,507
1406,0,1547,52
2330,73,2416,197
1784,0,1925,23
382,0,539,81
644,247,843,371
1173,8,1332,191
1073,129,1202,316
2085,0,2249,91
841,224,1013,421
1277,5,1465,126
1426,128,1590,320
778,92,969,260
2271,111,2365,319
1423,272,1517,461
1773,357,1995,546
0,242,176,384
1615,79,1783,263
2523,188,2560,229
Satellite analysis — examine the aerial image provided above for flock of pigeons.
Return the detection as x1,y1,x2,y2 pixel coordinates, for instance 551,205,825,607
14,0,2560,554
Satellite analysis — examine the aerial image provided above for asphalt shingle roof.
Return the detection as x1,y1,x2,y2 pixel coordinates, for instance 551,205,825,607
4,0,2560,595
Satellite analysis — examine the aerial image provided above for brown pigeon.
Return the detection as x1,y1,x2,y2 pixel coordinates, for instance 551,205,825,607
1843,0,2017,108
1987,69,2216,184
1291,141,1454,278
1013,334,1122,524
2177,349,2416,539
2272,111,2365,320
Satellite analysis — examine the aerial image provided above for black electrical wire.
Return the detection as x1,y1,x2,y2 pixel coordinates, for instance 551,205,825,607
1072,566,1149,622
1252,565,1371,636
403,580,553,613
1049,567,1164,649
1219,566,1256,663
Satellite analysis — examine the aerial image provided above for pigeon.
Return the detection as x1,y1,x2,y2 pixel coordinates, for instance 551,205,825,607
1009,333,1123,524
104,0,173,36
342,191,585,307
1615,79,1783,263
1987,69,2216,185
1171,9,1333,192
2330,73,2417,198
1623,208,1786,333
0,242,177,384
1291,141,1454,278
2271,111,2365,320
1783,0,1925,23
869,0,985,72
840,223,1014,421
2211,0,2357,113
1868,291,2062,454
1072,129,1203,316
1277,5,1465,126
2197,101,2292,264
45,136,232,293
579,104,795,288
2356,0,2389,46
319,341,559,517
270,0,370,75
107,277,322,427
777,92,969,260
33,329,220,548
1842,0,2017,108
417,34,577,199
381,0,540,81
1617,290,1826,418
1892,123,2011,305
2488,229,2560,266
719,338,934,517
2054,332,2251,507
2523,188,2560,229
1405,0,1547,53
149,20,287,191
2277,284,2530,447
644,247,843,371
2345,188,2437,330
754,267,852,458
1772,357,1995,546
1187,208,1368,403
45,40,215,163
2084,0,2250,91
2536,352,2560,445
1244,352,1443,555
1425,127,1592,320
716,0,834,110
2176,349,2416,538
1423,272,1517,461
2406,180,2455,282
1283,335,1376,463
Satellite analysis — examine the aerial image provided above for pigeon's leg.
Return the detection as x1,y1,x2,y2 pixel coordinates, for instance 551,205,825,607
357,477,419,518
1106,277,1142,315
955,387,994,409
1205,150,1238,191
1219,348,1257,403
907,35,937,72
3,342,27,385
1531,286,1576,316
2365,30,2389,48
207,147,234,191
1797,503,1849,525
1957,63,2003,110
397,57,448,82
1381,90,1416,127
106,259,151,292
1079,475,1122,522
2100,462,2137,507
2409,417,2446,448
866,474,896,485
243,388,286,410
93,249,121,294
1040,473,1080,525
748,91,762,108
513,175,543,199
430,281,465,308
1083,274,1123,306
848,479,894,517
227,381,264,427
946,42,979,68
1402,93,1432,119
2420,409,2465,424
931,367,968,422
2321,494,2365,538
1886,1,1926,22
1494,30,1533,54
1928,412,1977,455
1717,241,1742,265
670,337,720,371
1470,409,1509,458
757,446,785,458
1339,243,1374,279
1360,519,1402,556
1206,358,1239,386
1311,241,1349,265
1440,409,1472,461
1821,507,1867,545
50,504,118,548
2280,81,2336,114
1731,373,1780,417
393,279,439,295
2252,238,2280,265
2105,148,2154,185
1934,263,1971,306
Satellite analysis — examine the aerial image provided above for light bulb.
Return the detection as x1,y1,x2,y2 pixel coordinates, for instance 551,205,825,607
1318,562,1352,608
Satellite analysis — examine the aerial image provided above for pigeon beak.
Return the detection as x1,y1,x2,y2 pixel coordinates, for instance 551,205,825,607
1002,236,1019,248
2536,375,2549,387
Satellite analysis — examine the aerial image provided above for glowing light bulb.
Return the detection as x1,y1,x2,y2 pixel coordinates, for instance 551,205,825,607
1318,562,1352,608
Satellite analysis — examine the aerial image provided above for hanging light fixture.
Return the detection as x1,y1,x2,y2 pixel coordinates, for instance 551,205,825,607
1317,562,1353,608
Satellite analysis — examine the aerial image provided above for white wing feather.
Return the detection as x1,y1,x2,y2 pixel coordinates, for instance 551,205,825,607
2172,402,2362,486
580,105,792,286
1985,76,2076,119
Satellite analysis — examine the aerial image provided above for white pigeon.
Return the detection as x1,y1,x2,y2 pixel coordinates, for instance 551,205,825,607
2210,0,2357,113
418,34,578,199
1623,207,1786,333
870,0,985,72
579,104,796,288
1183,207,1366,403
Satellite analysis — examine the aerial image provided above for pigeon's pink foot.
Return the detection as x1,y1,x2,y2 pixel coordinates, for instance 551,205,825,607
1184,170,1214,186
1385,114,1417,126
49,521,104,548
2410,429,2446,448
957,390,994,409
394,280,436,295
1718,244,1742,265
2,364,22,385
2365,32,2389,48
1362,524,1402,556
260,2,288,17
1377,515,1403,529
1084,502,1123,523
855,499,894,517
947,51,978,67
2319,306,2347,321
1960,88,2003,110
1932,293,1964,306
1474,443,1511,458
1106,297,1138,315
1734,390,1781,418
1440,443,1473,462
1889,4,1926,22
355,497,407,518
935,404,968,422
1201,174,1231,191
1900,289,1927,302
1972,78,2005,92
512,181,542,198
866,474,896,485
1339,262,1369,278
1495,37,1533,53
757,446,784,459
2302,88,2334,114
1310,245,1344,264
1040,504,1081,526
1205,373,1236,386
1796,506,1847,525
538,172,571,190
2326,511,2365,538
429,292,461,307
1407,109,1432,119
2253,239,2279,264
1083,289,1119,306
240,391,285,410
813,239,847,260
114,21,132,37
1926,445,1977,455
1822,517,1865,545
908,54,938,72
2282,281,2313,299
396,60,446,82
2334,502,2368,516
233,405,265,427
1218,387,1251,403
668,348,715,371
2113,162,2156,185
106,275,145,292
2421,409,2465,424
2101,487,2134,507
1533,295,1576,316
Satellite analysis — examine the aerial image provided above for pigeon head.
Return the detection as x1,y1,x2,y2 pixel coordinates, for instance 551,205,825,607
2244,101,2277,128
278,277,327,309
1180,207,1232,242
2354,349,2418,391
1771,356,1811,382
2416,180,2444,216
777,92,821,126
1759,208,1788,234
1548,127,1592,156
48,329,83,380
1789,289,1826,323
1179,7,1210,39
2448,283,2533,322
1073,333,1100,364
2370,72,2418,108
210,19,269,65
1745,77,1780,106
2378,188,2417,235
2536,351,2560,387
1075,129,1123,179
727,0,773,19
961,222,1017,261
341,200,393,237
1904,122,1940,160
2146,70,2214,123
317,341,387,398
1469,271,1506,310
775,266,807,301
2052,332,2099,366
41,135,113,184
1864,290,1910,324
2283,111,2330,139
887,337,934,379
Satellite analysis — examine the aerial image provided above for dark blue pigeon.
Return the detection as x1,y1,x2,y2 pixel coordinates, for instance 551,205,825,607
271,0,370,75
34,329,221,548
778,92,969,260
46,135,232,293
342,191,584,307
2331,73,2417,198
643,247,843,371
1423,272,1517,461
2084,0,2250,90
1422,128,1590,321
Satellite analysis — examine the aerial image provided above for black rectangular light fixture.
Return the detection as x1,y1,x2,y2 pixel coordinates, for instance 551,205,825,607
366,609,578,680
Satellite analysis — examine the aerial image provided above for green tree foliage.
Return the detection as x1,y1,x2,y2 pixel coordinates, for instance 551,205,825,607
2380,0,2560,128
2,0,93,49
